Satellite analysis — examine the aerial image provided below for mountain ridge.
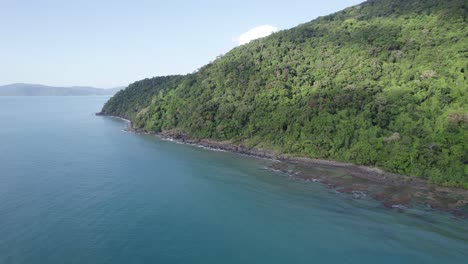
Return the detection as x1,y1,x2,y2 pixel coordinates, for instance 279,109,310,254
0,83,123,96
101,0,468,187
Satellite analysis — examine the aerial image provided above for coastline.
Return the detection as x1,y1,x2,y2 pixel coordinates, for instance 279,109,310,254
97,112,468,217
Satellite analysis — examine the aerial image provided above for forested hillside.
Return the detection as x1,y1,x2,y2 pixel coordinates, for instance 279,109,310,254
101,75,183,120
101,0,468,188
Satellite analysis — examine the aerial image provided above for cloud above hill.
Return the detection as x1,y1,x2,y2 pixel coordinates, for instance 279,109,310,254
233,25,278,45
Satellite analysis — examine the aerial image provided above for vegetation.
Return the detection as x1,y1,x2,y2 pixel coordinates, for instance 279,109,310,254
102,75,183,120
101,0,468,188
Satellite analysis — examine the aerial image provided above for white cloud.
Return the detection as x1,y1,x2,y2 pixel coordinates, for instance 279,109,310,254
233,25,278,46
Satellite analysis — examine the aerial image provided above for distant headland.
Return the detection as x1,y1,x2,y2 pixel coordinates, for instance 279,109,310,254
0,83,124,96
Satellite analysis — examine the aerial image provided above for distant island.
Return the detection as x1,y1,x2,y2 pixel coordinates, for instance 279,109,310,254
100,0,467,188
0,83,123,96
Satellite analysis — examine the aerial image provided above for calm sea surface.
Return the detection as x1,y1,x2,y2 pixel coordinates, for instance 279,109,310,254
0,96,467,264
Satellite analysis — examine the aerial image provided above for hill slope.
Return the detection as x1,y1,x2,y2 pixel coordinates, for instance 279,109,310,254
0,83,123,96
101,0,468,188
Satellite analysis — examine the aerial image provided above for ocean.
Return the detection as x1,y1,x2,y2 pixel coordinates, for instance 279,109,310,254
0,96,466,263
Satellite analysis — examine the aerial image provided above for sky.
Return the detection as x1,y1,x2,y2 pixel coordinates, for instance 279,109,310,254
0,0,363,88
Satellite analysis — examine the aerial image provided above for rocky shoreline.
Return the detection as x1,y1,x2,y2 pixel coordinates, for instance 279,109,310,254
97,112,468,218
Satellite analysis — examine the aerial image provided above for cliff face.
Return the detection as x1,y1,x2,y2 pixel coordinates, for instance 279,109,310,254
101,0,468,188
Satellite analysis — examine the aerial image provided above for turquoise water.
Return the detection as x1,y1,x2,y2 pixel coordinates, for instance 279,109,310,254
0,96,467,264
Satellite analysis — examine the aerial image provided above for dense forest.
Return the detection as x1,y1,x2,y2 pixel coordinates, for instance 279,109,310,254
102,0,468,188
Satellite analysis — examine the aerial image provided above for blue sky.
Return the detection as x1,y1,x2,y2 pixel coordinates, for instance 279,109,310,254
0,0,363,88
